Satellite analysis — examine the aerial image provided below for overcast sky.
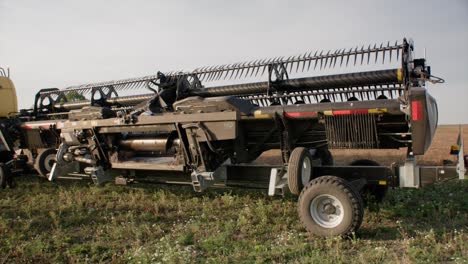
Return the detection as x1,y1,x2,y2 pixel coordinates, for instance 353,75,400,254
1,0,467,124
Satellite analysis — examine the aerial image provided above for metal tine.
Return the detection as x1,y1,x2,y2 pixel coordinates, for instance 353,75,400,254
353,46,358,66
339,49,346,67
261,58,274,75
275,56,283,65
301,53,309,72
366,45,371,64
360,46,365,65
382,42,389,64
192,67,203,74
234,63,242,80
249,60,260,77
276,56,288,74
255,59,265,76
119,83,129,91
307,51,316,71
345,48,352,66
301,53,308,72
198,68,208,81
223,65,232,80
285,56,293,73
126,82,136,91
254,60,264,77
213,64,227,81
296,54,303,73
214,66,226,81
119,83,130,91
121,83,131,91
213,65,225,81
229,63,240,79
314,50,323,70
231,65,240,80
372,43,378,63
244,62,253,78
328,50,336,68
244,61,253,78
232,62,244,80
197,67,207,81
205,66,216,81
290,55,299,73
204,65,216,81
327,50,334,69
237,63,247,80
226,64,237,79
389,43,393,63
198,68,208,80
260,64,268,76
332,49,340,68
395,40,400,61
203,66,215,80
130,82,140,90
322,50,331,70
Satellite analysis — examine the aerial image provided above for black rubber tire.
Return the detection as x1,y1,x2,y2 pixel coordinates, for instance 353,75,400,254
288,147,313,195
349,159,388,203
34,148,57,178
298,176,364,237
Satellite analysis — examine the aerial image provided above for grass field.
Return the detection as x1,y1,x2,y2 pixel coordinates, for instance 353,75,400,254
0,125,467,263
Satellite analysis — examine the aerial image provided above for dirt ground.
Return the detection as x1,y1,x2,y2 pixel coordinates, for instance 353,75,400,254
256,124,468,166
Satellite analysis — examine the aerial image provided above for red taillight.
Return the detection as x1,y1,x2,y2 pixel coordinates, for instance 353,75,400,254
412,101,423,121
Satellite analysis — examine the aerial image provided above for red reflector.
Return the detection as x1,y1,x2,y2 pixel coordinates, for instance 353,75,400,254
333,109,368,115
285,112,317,118
412,101,423,121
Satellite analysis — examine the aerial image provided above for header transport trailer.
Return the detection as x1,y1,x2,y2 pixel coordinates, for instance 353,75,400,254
0,38,460,237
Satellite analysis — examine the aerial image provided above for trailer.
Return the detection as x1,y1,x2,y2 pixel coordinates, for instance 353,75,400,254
1,38,460,237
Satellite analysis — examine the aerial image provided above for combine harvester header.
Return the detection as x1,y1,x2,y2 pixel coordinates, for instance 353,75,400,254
2,38,461,237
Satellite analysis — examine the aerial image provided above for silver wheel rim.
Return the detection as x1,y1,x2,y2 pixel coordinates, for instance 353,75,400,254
44,154,56,172
301,156,311,186
310,194,344,228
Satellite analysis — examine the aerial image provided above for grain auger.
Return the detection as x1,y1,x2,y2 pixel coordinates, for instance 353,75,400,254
6,38,450,237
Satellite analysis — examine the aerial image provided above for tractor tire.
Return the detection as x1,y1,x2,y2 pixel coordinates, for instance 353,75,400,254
34,148,57,178
288,147,313,195
349,159,388,203
298,175,364,237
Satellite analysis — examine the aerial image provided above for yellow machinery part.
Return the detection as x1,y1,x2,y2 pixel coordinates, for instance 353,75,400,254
0,76,18,117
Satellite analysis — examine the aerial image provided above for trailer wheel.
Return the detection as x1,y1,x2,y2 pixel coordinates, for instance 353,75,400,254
298,176,363,237
288,147,313,195
350,159,388,203
34,149,57,178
